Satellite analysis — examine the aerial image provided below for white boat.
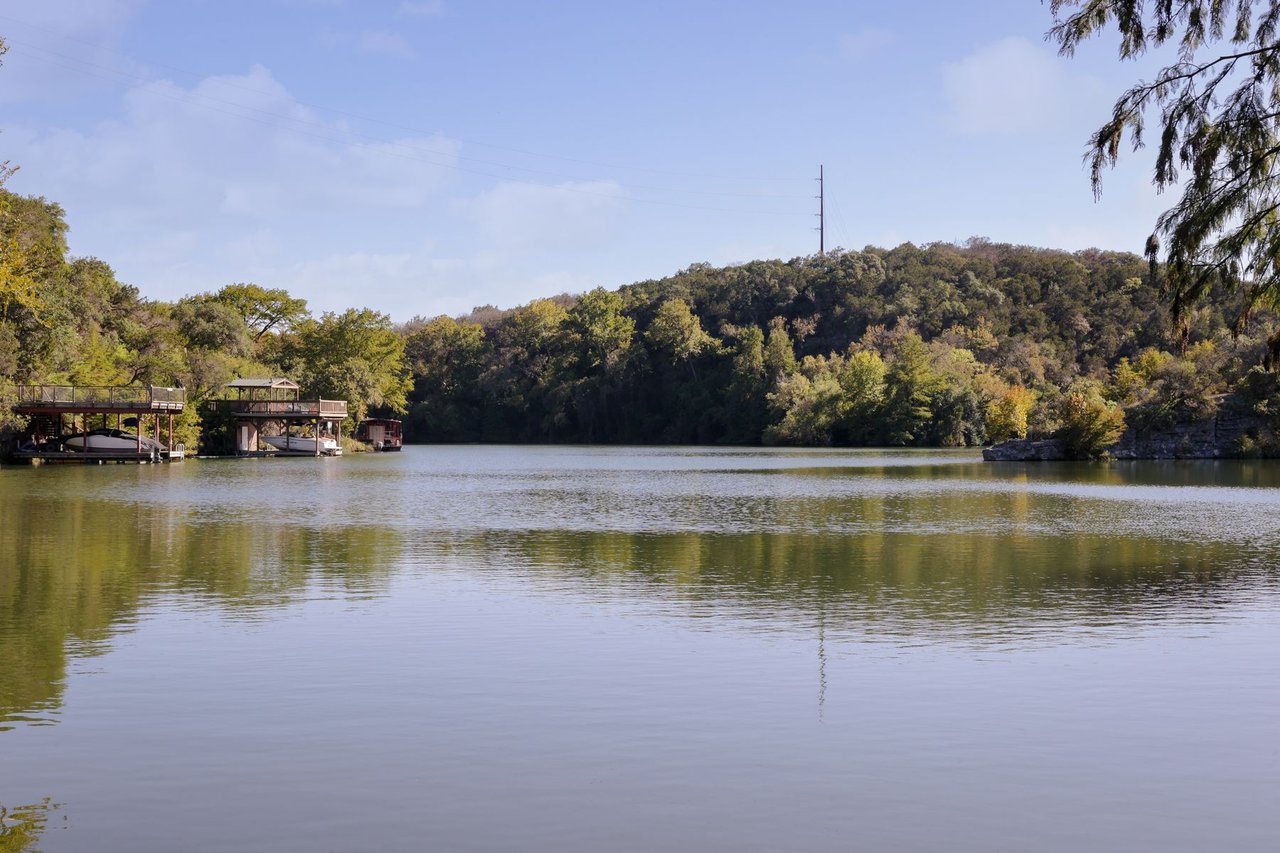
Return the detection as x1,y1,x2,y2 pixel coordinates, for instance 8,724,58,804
261,434,341,455
62,429,166,453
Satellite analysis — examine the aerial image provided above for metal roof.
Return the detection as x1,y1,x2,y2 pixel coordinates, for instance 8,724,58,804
225,377,300,389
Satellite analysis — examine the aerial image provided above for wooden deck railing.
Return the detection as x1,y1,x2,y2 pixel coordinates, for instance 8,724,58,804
203,398,348,417
14,384,186,410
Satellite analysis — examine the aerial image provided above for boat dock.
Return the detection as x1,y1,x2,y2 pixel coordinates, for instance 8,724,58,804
11,384,187,463
199,378,347,457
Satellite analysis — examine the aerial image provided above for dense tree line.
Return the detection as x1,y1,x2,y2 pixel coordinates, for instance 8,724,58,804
5,181,1279,456
402,239,1276,454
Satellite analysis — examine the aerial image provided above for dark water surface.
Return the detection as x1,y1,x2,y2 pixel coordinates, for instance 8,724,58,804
1,447,1278,851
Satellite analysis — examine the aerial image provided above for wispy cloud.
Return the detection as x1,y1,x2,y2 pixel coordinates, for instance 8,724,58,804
4,64,461,307
464,180,629,257
942,36,1104,136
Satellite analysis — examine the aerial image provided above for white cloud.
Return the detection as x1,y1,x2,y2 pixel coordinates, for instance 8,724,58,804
284,250,419,312
942,36,1104,136
4,64,463,308
838,28,892,61
3,58,633,320
14,65,459,212
357,31,415,59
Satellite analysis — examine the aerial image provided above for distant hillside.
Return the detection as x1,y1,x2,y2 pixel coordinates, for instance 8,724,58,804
403,240,1276,453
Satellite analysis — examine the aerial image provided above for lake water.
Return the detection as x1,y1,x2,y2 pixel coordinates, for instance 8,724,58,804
1,447,1278,852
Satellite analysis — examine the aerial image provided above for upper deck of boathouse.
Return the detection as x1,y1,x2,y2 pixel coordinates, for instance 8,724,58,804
13,384,186,415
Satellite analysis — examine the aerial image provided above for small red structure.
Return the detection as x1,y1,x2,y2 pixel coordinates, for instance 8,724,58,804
356,418,402,452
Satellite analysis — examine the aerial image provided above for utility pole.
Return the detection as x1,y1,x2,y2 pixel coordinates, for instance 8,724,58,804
815,164,825,256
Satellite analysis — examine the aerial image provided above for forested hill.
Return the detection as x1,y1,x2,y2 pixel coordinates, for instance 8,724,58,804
3,182,1274,454
404,240,1269,450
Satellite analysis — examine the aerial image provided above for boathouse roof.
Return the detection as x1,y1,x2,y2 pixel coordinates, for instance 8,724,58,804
225,377,300,390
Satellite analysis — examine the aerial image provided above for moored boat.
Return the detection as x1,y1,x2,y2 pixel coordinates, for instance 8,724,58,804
261,433,341,455
62,428,166,453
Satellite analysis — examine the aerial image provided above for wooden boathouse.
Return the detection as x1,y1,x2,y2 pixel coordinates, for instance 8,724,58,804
10,384,187,463
200,377,347,457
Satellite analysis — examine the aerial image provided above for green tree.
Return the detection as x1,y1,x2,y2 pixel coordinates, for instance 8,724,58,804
883,332,944,445
1059,381,1127,458
404,316,486,439
723,324,768,443
483,298,570,440
763,316,797,379
560,288,636,439
283,308,410,420
645,297,716,377
764,349,886,446
985,385,1036,443
835,349,888,442
1050,0,1280,355
563,287,635,374
173,297,253,357
0,194,68,323
211,283,309,343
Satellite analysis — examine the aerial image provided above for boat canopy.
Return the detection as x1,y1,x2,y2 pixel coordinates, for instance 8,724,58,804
223,377,301,401
225,377,299,390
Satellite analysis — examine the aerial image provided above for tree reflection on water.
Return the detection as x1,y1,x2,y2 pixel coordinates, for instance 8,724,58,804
0,799,59,853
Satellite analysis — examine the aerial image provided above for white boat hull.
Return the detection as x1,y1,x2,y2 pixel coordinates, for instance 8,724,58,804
261,434,341,455
64,430,166,453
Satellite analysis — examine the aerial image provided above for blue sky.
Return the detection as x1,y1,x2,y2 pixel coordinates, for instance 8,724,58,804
0,0,1174,321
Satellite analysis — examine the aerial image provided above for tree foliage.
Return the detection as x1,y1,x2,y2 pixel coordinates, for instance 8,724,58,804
0,186,408,442
280,309,410,420
1059,381,1128,459
212,283,308,341
4,179,1277,454
1050,0,1280,356
399,241,1274,450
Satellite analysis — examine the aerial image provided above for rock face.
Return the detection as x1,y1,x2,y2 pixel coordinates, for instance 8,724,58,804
982,438,1068,461
982,406,1268,461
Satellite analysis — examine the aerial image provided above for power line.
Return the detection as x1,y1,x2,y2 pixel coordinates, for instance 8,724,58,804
826,190,856,253
11,47,808,217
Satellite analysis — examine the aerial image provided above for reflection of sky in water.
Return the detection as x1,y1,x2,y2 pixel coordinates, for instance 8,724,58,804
2,448,1279,852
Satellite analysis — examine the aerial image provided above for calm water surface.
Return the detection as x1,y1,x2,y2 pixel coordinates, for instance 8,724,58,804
1,447,1278,851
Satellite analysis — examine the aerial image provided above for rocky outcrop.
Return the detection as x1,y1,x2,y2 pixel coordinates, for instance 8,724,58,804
983,405,1269,461
982,438,1068,461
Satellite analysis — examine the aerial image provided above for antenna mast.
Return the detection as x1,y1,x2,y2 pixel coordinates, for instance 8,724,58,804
815,164,825,256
